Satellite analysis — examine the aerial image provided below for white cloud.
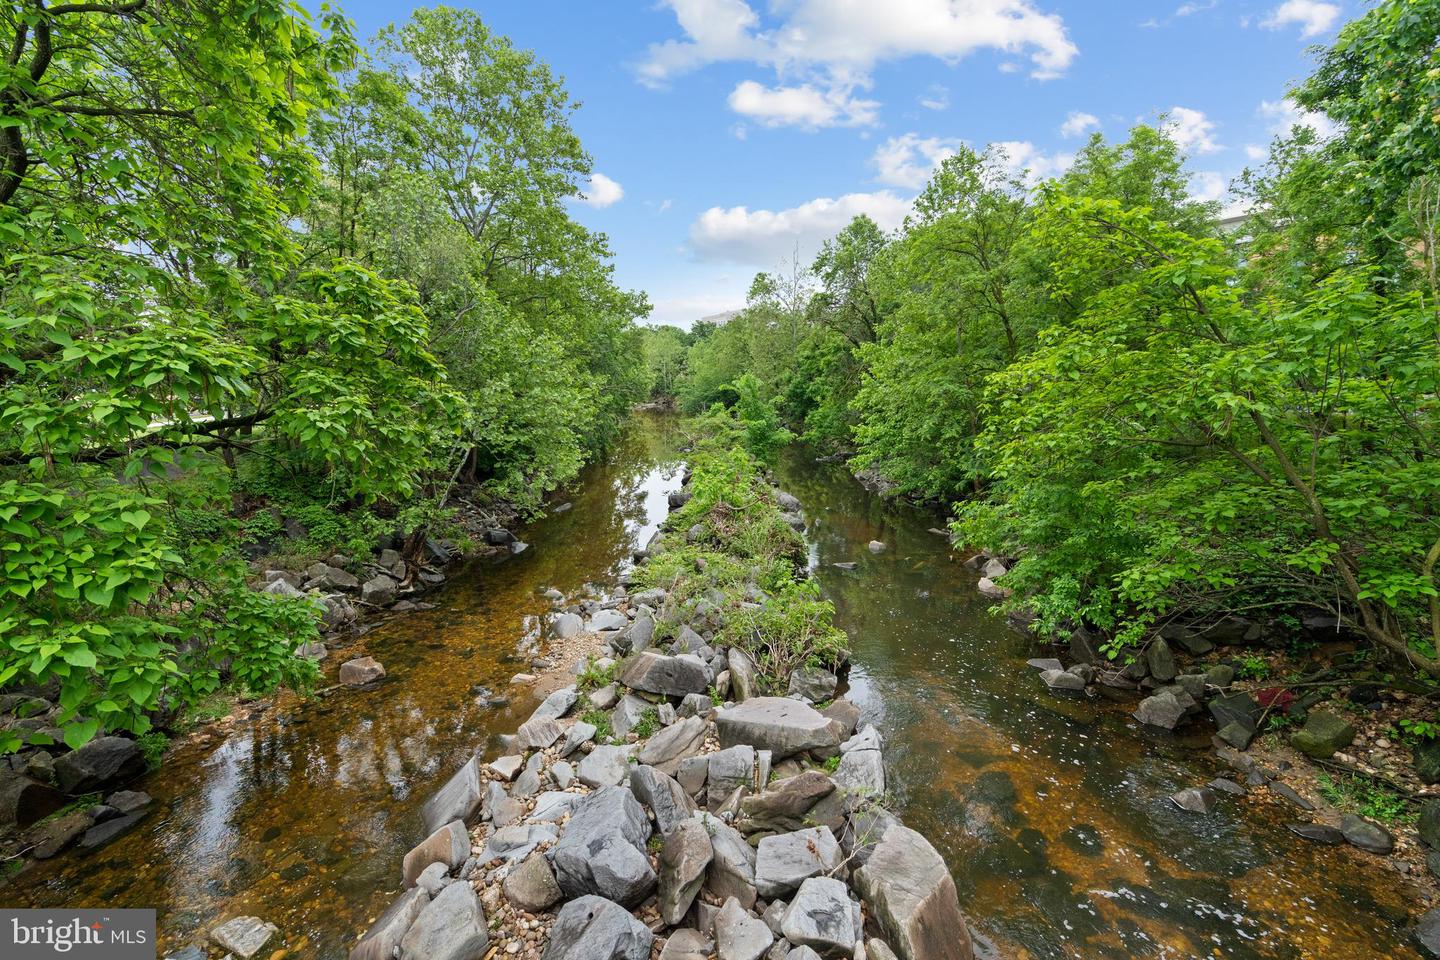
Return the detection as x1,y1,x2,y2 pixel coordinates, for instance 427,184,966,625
1259,97,1341,140
648,290,748,328
919,84,950,111
1245,144,1269,160
1189,171,1227,204
636,0,769,88
872,134,965,189
1260,1,1340,37
688,191,911,266
992,140,1075,183
639,0,1081,126
1175,1,1217,16
727,80,879,129
1163,106,1222,154
1059,110,1100,138
641,0,1080,81
578,172,624,208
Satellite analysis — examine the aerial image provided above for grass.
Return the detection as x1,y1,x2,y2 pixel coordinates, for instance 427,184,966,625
580,708,613,741
823,755,841,773
631,707,661,740
1316,772,1414,826
576,656,617,693
39,792,102,825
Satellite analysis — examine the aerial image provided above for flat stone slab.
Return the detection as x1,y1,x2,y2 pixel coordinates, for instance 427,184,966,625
716,697,839,759
210,916,279,959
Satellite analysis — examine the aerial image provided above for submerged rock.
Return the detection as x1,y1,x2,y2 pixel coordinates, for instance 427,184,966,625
210,916,279,959
338,656,386,686
1169,787,1218,814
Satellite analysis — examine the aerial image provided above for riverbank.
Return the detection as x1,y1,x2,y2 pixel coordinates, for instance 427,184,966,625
339,429,972,960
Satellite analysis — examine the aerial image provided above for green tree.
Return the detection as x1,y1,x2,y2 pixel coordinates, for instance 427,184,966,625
0,1,465,749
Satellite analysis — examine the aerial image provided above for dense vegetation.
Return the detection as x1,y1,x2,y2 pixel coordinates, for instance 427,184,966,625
654,0,1440,679
0,2,646,751
632,407,847,691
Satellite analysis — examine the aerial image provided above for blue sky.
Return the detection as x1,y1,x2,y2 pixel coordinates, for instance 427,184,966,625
336,0,1349,327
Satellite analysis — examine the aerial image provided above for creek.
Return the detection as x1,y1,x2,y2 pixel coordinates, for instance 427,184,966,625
5,413,1420,959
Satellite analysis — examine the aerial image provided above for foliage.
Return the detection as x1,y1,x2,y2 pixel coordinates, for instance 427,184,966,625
631,707,661,740
1316,772,1414,825
725,578,849,694
579,708,614,742
0,3,643,752
1236,656,1272,681
637,412,848,690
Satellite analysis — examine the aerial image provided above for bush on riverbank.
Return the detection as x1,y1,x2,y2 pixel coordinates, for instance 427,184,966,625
648,0,1440,685
0,4,646,754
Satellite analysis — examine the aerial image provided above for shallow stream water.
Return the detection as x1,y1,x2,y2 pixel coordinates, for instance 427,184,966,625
4,414,1421,959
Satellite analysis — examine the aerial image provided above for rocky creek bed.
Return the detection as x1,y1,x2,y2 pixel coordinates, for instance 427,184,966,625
7,415,1434,959
320,442,970,960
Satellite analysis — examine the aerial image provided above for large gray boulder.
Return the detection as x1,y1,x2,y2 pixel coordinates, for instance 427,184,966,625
621,651,711,697
578,745,634,788
636,715,708,775
708,745,758,810
589,609,629,633
54,736,145,794
542,896,653,960
529,686,578,723
503,852,562,913
629,765,697,836
551,612,584,638
718,697,839,760
612,694,653,738
699,812,759,909
658,817,713,924
515,716,564,752
614,613,656,655
421,757,484,834
659,929,713,960
210,917,279,959
741,771,836,833
552,786,656,907
715,896,774,960
402,820,469,888
727,647,759,702
782,876,858,959
853,826,973,960
755,826,842,898
348,888,429,960
398,881,488,960
833,725,885,795
478,823,557,864
1133,691,1187,730
788,666,838,702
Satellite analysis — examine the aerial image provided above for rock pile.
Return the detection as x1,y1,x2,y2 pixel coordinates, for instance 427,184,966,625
348,480,972,960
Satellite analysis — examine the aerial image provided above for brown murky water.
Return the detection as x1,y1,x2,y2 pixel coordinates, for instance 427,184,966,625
4,416,1422,959
5,414,686,957
775,446,1422,960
